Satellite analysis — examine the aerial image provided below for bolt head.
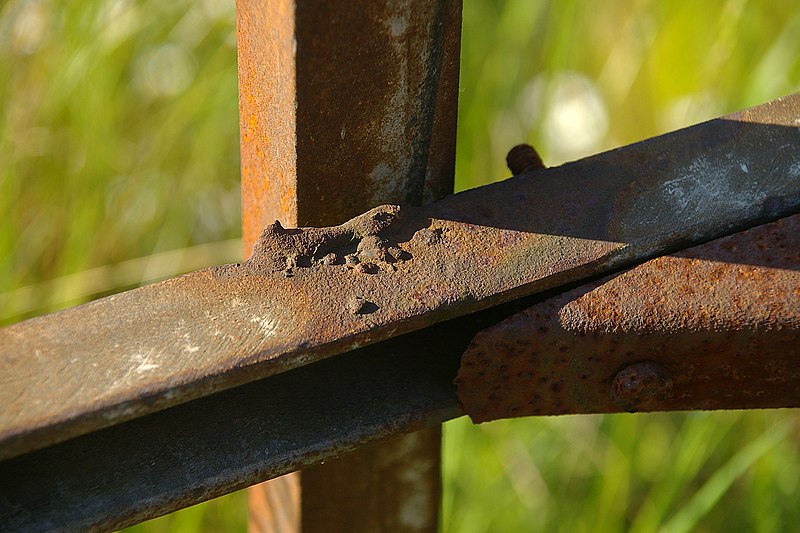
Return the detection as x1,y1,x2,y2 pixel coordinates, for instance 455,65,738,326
610,361,673,412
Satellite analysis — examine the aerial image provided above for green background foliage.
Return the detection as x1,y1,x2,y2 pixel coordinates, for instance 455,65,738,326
1,1,799,531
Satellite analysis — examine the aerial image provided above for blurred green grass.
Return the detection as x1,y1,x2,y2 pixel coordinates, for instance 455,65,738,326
2,0,799,531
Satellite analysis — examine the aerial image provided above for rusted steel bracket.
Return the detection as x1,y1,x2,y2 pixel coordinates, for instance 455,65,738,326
2,94,800,465
456,213,800,421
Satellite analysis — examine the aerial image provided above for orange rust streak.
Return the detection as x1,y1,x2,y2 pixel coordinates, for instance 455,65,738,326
238,2,301,531
238,0,298,256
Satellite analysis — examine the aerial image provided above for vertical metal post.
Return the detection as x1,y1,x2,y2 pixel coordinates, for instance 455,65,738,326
236,0,462,531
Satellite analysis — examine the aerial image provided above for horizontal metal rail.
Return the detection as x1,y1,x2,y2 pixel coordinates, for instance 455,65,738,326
0,94,799,531
0,315,473,532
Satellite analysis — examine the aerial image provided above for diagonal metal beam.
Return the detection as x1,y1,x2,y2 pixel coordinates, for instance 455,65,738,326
2,93,800,462
0,298,521,532
0,332,450,531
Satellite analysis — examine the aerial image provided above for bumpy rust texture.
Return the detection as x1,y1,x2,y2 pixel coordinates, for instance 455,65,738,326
2,94,800,460
237,0,461,243
456,214,800,421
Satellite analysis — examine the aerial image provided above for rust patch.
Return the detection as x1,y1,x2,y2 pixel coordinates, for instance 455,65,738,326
237,0,298,246
456,214,800,422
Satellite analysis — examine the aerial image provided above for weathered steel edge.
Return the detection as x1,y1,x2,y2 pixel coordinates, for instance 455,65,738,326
1,215,797,532
0,297,530,533
457,213,800,421
1,93,799,461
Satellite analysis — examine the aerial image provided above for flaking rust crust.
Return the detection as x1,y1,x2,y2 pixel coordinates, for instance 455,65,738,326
456,214,800,423
216,205,417,278
3,93,800,460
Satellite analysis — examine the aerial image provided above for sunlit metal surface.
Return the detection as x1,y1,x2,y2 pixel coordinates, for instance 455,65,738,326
1,94,799,463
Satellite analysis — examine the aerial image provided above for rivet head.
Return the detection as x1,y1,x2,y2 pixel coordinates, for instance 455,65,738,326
610,361,673,412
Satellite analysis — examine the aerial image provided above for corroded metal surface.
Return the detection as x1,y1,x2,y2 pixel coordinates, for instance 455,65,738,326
237,0,461,244
237,0,298,238
238,1,461,530
0,314,469,532
2,93,800,460
456,214,800,421
302,429,442,533
294,0,462,221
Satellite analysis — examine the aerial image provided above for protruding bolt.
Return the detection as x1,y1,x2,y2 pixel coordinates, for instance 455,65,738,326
506,144,545,175
610,361,673,412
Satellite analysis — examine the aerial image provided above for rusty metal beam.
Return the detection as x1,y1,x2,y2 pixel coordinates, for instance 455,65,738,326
456,213,800,421
300,428,443,533
0,311,475,532
2,216,797,531
236,0,462,530
1,93,800,462
237,0,460,241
